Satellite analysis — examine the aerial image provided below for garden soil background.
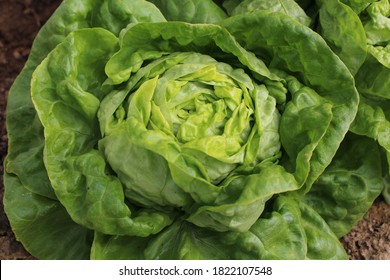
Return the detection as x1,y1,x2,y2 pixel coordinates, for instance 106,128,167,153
0,0,389,260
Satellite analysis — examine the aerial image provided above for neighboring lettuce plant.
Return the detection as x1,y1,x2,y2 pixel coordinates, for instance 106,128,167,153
306,0,390,204
348,0,390,204
2,0,386,259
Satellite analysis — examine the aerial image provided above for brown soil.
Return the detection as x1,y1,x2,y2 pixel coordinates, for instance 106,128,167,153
0,0,389,260
341,197,390,259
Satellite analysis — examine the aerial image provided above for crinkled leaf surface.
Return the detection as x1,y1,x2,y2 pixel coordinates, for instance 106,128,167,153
91,196,347,260
304,133,384,237
222,12,359,191
316,0,367,75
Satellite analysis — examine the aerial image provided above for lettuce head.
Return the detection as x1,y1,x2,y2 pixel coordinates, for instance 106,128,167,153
3,0,386,259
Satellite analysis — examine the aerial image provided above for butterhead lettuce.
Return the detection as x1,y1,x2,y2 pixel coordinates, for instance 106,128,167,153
3,0,385,259
298,0,390,204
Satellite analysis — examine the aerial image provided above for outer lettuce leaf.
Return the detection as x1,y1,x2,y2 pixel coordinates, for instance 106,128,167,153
363,0,390,45
340,0,377,13
226,0,312,26
349,97,390,203
278,75,333,187
316,0,368,75
303,133,384,237
350,97,390,153
148,0,228,23
219,0,243,14
91,196,347,260
3,174,93,260
355,45,390,99
229,0,367,75
351,1,390,115
340,0,390,202
92,221,251,260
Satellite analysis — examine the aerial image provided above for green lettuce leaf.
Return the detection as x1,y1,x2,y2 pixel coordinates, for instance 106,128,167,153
3,174,93,260
316,0,368,75
91,196,347,260
226,0,312,26
340,0,377,13
303,0,390,205
341,0,390,202
303,133,384,237
355,45,390,99
148,0,227,23
363,0,390,45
